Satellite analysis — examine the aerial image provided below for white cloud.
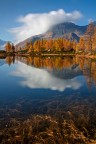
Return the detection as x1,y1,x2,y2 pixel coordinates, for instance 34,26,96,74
9,9,83,43
12,62,82,92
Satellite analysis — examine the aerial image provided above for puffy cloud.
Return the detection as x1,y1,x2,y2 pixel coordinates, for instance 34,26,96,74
10,9,83,43
12,62,82,92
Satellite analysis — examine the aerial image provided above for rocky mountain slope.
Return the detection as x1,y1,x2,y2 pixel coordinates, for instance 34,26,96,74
16,22,87,49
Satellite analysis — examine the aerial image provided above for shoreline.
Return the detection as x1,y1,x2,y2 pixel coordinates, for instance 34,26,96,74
14,53,96,59
0,52,96,59
15,53,76,57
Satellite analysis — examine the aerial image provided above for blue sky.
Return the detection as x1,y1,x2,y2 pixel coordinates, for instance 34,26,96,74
0,0,96,42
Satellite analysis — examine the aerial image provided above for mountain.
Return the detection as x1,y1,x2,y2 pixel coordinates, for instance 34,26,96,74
16,22,88,49
47,22,87,38
0,39,7,50
51,64,83,79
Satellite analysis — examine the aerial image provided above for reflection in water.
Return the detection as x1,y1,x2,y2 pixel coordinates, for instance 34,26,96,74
16,56,75,69
0,56,96,143
13,56,96,89
6,56,15,65
12,62,82,92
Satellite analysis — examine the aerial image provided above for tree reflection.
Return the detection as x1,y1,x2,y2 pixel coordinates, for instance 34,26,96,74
16,56,74,69
5,56,15,66
75,56,96,88
4,55,96,89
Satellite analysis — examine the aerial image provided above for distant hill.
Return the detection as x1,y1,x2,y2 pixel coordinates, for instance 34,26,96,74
16,22,87,49
0,39,7,50
0,39,6,45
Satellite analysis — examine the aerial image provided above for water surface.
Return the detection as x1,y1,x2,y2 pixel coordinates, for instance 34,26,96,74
0,56,96,143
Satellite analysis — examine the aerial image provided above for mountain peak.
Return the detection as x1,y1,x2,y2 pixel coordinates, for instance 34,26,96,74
16,22,88,48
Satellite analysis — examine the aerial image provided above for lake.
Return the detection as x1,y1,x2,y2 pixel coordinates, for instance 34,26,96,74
0,56,96,143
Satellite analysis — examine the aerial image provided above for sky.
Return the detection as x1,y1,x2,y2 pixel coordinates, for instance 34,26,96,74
0,0,96,43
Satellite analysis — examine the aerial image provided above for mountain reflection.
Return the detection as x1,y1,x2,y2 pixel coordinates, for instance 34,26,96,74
1,55,96,90
12,62,82,91
15,56,96,88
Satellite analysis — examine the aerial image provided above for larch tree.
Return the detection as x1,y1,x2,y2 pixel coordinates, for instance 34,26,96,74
25,42,30,51
92,26,96,53
33,41,38,52
5,42,12,53
72,41,77,51
28,42,33,53
78,37,85,52
46,40,50,51
11,43,15,53
84,22,95,53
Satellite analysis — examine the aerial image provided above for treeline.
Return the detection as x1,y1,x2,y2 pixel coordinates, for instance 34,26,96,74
17,38,76,53
5,22,96,54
